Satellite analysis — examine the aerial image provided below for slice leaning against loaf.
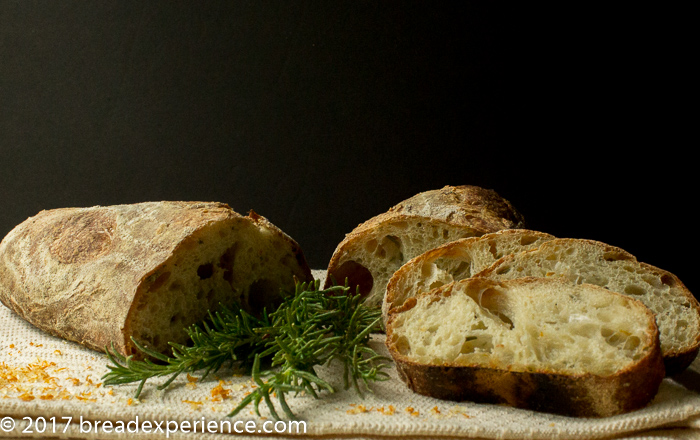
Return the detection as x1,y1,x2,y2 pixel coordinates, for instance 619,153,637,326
324,185,525,309
383,229,554,323
0,202,313,357
475,238,700,376
385,277,665,417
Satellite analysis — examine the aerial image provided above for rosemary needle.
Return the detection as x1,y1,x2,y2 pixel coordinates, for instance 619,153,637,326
102,279,390,420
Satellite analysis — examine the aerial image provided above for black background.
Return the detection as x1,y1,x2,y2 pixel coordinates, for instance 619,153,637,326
1,3,695,296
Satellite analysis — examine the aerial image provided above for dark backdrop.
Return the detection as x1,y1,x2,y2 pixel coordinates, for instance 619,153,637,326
1,2,695,295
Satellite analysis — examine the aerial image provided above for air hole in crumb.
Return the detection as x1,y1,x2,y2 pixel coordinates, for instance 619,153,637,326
197,263,214,279
496,265,511,275
660,273,677,288
218,244,238,285
520,235,538,246
330,260,374,297
624,285,646,296
394,335,410,356
603,251,631,262
364,239,378,253
488,241,499,259
452,261,471,278
170,312,183,324
248,278,281,315
469,288,514,329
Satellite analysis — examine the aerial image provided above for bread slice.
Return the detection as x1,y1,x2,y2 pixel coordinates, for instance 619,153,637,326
383,229,554,323
324,185,525,308
385,277,665,417
476,238,700,376
0,202,313,357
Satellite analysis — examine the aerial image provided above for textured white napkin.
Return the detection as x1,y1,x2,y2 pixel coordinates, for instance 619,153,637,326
1,270,699,440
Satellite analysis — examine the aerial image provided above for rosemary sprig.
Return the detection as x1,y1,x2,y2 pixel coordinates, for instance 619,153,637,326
102,279,389,420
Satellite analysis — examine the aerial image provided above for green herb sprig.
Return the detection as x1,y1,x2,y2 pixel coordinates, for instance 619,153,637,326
102,279,390,420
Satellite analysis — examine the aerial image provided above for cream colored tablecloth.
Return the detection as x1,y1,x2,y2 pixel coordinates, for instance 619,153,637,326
2,270,699,440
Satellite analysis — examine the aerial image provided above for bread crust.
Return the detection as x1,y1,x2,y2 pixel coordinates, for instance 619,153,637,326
475,238,700,375
324,185,525,304
0,202,312,356
385,277,666,418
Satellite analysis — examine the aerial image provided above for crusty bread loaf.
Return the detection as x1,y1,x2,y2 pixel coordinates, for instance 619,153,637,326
0,202,312,357
385,277,665,417
476,238,700,376
324,185,525,308
383,229,554,323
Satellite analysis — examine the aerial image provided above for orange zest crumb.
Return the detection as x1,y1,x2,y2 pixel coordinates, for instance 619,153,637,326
210,381,232,401
346,404,370,414
182,399,203,410
377,405,396,415
18,392,35,401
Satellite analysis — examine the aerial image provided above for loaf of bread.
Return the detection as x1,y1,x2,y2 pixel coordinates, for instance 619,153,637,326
476,238,700,375
383,229,554,323
324,185,525,308
385,277,665,417
0,202,313,357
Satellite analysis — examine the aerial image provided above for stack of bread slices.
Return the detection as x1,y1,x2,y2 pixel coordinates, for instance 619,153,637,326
325,185,700,417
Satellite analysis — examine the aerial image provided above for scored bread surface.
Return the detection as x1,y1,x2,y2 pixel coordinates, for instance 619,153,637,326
0,202,313,357
324,185,525,309
383,229,555,323
475,238,700,375
385,277,665,417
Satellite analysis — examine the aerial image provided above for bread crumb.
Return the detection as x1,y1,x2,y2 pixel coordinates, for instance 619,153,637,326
377,405,396,415
18,392,35,401
183,399,203,410
405,407,420,417
347,404,371,414
431,406,440,415
210,381,232,402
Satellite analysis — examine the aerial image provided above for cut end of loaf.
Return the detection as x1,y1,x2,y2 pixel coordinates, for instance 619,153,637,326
125,216,311,356
478,238,700,375
325,218,486,307
385,277,665,417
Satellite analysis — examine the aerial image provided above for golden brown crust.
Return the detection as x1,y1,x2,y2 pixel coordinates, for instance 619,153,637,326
389,348,664,417
0,202,311,356
386,185,525,232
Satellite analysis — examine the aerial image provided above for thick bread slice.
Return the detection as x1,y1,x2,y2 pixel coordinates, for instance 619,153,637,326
0,202,313,357
383,229,554,323
385,277,665,417
324,185,525,308
476,238,700,376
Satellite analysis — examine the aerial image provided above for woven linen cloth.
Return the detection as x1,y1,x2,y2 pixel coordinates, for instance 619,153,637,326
1,270,699,440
